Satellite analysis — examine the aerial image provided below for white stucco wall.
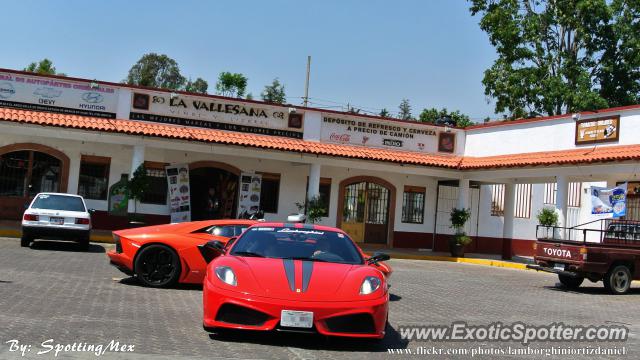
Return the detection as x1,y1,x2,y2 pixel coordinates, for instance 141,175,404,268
465,109,640,157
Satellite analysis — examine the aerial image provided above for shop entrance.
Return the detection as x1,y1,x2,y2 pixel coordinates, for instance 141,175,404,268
189,162,240,220
338,177,394,244
0,144,69,220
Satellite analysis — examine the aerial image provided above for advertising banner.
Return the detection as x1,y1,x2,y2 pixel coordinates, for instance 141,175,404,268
591,183,627,218
129,91,303,138
238,173,262,218
320,113,452,153
108,174,129,216
0,71,118,118
166,165,191,223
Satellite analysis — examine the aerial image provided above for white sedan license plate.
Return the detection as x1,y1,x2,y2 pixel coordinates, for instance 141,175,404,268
280,310,313,328
554,263,565,271
50,217,64,225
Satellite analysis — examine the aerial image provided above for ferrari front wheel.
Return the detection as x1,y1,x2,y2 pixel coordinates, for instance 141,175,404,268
134,244,181,288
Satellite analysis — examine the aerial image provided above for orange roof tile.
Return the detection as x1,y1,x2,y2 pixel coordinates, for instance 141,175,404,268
460,145,640,169
0,107,461,168
2,107,639,170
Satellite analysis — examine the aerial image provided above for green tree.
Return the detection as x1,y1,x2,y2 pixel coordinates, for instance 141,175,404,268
398,98,413,120
245,93,254,100
24,58,65,76
261,78,286,104
184,77,208,94
216,72,248,98
419,107,474,127
469,0,640,119
126,164,150,217
379,108,390,118
126,53,186,90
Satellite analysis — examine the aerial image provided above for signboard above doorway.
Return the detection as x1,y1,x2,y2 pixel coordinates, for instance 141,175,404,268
130,91,304,139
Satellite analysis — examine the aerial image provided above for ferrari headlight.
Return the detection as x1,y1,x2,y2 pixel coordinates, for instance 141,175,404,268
215,266,237,286
360,276,381,295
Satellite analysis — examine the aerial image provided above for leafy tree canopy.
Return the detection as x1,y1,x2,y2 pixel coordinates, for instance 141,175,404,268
184,77,208,94
126,53,186,90
419,107,474,127
470,0,640,119
379,108,390,118
24,59,65,76
216,72,248,98
398,98,413,120
261,78,286,104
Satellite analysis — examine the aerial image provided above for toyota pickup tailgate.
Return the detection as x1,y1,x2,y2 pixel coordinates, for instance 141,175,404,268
534,240,585,266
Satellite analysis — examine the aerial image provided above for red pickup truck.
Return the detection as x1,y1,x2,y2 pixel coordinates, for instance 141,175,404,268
528,220,640,294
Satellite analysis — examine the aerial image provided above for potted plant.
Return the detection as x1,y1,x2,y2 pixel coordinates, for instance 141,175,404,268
536,207,559,239
449,208,472,257
296,196,327,224
125,164,150,227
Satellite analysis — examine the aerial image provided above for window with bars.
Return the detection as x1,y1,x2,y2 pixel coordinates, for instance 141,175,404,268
490,184,505,216
402,186,425,224
78,155,110,200
490,184,532,218
514,184,532,218
141,162,168,205
543,182,582,207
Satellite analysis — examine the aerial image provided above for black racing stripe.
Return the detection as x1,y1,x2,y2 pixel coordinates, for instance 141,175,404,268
301,261,313,292
283,259,296,292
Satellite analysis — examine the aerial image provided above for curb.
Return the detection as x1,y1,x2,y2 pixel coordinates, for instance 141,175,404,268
0,229,113,243
382,253,530,271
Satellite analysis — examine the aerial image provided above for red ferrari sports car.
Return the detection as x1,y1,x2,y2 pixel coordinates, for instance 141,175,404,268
201,222,392,339
107,219,257,287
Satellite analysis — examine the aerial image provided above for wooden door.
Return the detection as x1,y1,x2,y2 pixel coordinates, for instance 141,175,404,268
341,182,366,242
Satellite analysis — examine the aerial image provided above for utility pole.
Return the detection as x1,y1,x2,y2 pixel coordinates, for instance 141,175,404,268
303,56,311,107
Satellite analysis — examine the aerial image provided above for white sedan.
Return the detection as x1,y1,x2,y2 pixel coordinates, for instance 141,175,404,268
21,193,93,250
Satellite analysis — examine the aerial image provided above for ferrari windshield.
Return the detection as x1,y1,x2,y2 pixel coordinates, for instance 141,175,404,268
230,226,364,265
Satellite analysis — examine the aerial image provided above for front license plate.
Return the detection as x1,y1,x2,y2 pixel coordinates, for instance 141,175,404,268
554,263,565,271
280,310,313,328
50,217,64,225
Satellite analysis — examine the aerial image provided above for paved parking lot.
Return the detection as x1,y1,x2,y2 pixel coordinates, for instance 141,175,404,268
0,237,637,359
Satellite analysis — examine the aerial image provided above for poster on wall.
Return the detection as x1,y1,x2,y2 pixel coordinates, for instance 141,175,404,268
237,173,262,218
590,183,627,218
166,165,191,223
108,174,129,216
437,132,456,153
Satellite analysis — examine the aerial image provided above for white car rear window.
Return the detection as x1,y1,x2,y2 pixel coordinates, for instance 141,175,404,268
31,194,86,212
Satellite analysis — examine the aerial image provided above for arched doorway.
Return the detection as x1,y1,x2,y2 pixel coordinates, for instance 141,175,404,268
189,161,240,220
337,176,395,245
0,143,69,220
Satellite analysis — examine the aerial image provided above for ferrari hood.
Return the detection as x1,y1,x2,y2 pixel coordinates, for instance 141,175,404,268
214,257,383,301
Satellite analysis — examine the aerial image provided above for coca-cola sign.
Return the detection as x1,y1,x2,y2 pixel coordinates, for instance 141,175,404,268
329,133,351,142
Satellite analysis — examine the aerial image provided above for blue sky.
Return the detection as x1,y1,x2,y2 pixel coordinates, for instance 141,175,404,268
2,0,498,121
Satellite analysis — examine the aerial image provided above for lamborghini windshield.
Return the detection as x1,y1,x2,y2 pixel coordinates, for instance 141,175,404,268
230,226,364,265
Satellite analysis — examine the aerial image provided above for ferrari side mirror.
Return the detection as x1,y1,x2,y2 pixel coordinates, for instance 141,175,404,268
367,251,391,265
198,240,226,263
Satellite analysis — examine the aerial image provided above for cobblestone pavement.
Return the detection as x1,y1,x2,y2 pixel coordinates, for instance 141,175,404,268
0,238,637,359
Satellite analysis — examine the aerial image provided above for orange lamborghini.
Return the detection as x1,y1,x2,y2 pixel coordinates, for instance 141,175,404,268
107,219,257,287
